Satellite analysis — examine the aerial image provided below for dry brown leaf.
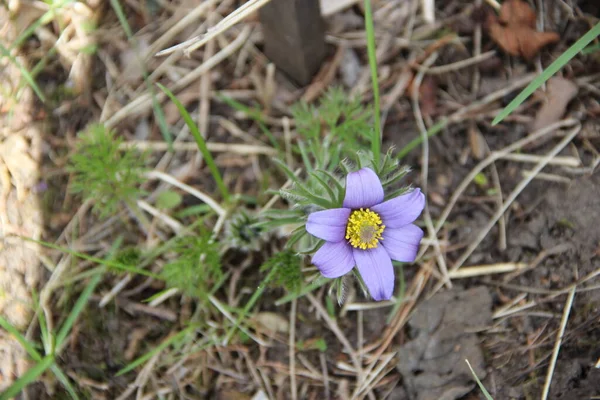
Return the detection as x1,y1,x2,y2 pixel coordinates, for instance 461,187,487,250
531,77,578,131
486,0,559,60
468,123,486,160
498,0,536,28
253,312,289,334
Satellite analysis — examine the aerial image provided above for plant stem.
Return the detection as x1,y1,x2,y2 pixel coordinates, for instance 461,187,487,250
364,0,381,164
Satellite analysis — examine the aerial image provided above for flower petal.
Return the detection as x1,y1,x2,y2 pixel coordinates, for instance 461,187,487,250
371,188,425,228
312,241,355,278
306,208,351,242
381,224,424,262
353,246,394,301
343,168,384,209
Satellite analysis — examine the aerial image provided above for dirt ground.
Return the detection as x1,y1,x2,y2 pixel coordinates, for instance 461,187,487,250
2,0,600,399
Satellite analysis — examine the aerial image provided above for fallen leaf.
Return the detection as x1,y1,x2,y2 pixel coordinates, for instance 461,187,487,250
468,123,486,160
486,0,559,60
498,0,536,28
531,76,578,131
397,287,493,400
253,312,289,334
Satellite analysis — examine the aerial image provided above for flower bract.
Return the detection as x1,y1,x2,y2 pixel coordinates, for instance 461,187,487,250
306,167,425,301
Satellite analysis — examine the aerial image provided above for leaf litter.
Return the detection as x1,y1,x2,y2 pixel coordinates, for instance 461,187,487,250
486,0,560,60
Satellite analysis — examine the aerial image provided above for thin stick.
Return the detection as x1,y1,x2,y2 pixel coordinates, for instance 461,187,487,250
497,153,580,167
105,26,251,128
541,287,576,400
423,50,496,75
448,262,527,279
137,199,184,234
145,170,225,216
412,51,451,288
120,140,276,155
157,0,271,56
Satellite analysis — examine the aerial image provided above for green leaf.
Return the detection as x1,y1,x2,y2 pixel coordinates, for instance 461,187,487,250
24,236,160,279
474,172,489,188
465,359,494,400
493,21,600,125
0,316,42,361
397,118,447,160
0,355,54,400
363,0,381,164
55,272,103,350
0,43,45,102
116,326,195,376
51,365,80,400
156,190,182,209
157,83,230,201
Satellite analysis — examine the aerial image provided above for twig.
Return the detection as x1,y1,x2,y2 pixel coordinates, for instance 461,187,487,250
498,153,580,167
145,170,225,216
448,262,527,278
119,140,277,155
412,51,451,288
104,26,251,128
137,199,184,234
422,50,496,75
541,287,576,400
157,0,270,56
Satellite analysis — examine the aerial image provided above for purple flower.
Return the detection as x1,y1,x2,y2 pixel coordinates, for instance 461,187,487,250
306,168,425,301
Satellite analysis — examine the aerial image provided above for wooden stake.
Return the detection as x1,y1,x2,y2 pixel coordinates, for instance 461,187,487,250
259,0,326,85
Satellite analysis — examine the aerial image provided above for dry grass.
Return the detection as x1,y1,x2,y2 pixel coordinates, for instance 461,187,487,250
3,0,600,398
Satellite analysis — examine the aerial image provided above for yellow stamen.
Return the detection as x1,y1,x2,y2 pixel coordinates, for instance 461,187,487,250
345,208,385,250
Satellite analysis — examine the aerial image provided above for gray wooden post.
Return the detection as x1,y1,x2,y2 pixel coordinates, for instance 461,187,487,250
259,0,327,86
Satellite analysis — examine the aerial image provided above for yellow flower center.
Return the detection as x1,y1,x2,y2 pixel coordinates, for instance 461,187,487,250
345,208,385,250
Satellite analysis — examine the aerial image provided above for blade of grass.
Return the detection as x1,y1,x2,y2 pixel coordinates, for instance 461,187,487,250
51,365,80,400
465,359,494,400
364,0,381,164
158,83,230,201
582,42,600,55
32,290,52,355
0,43,46,102
22,236,161,279
0,316,42,361
10,0,75,49
0,355,54,400
55,272,103,350
223,265,280,343
493,21,600,125
116,326,195,376
397,118,447,160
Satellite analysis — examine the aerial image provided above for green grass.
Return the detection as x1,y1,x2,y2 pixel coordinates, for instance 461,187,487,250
466,359,494,400
0,269,102,399
363,0,382,164
158,83,230,202
0,43,46,102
